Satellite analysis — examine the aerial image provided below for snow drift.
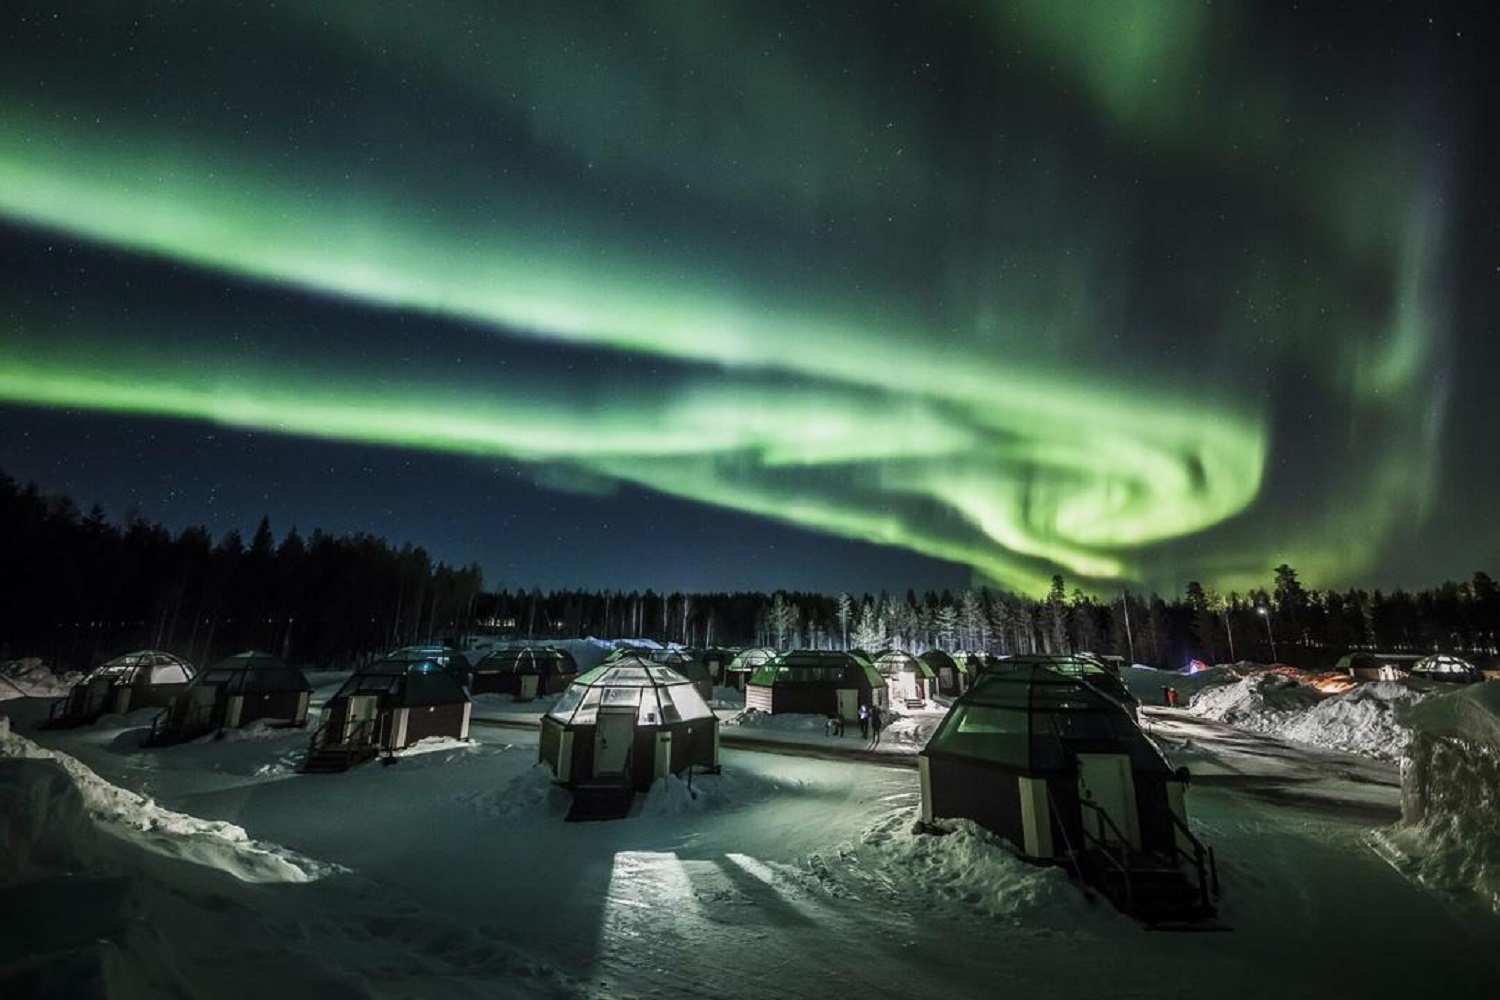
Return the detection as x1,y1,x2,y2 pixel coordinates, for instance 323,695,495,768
1188,673,1429,760
0,657,81,702
0,720,338,883
1384,682,1500,914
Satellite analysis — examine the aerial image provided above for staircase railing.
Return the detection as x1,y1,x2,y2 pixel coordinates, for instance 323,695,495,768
146,708,170,744
1044,786,1094,902
306,715,380,770
1076,798,1136,913
1166,808,1220,913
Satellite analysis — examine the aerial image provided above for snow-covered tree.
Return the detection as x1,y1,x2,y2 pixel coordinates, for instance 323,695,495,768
836,591,853,649
851,597,887,651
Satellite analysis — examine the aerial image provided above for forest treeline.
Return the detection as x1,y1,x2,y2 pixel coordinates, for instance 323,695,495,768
3,472,1496,671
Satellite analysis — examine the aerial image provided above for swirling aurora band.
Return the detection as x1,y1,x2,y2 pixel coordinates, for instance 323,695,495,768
0,1,1453,594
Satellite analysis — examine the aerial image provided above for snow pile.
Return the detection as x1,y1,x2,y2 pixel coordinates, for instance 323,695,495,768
817,812,1102,928
204,718,299,743
393,735,477,759
1384,682,1500,913
1189,673,1429,759
0,657,81,701
0,759,197,997
0,756,100,876
464,762,572,819
0,722,340,883
726,708,830,732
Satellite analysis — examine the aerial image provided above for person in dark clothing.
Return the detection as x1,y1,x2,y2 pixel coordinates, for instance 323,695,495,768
870,705,883,746
858,703,870,739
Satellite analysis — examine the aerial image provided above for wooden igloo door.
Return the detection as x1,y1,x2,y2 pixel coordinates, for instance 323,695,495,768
593,708,635,777
1075,753,1141,850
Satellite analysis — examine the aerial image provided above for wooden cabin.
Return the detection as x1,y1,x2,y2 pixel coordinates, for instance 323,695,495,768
722,647,776,691
873,650,936,707
744,651,887,722
1337,651,1421,682
472,646,578,699
976,653,1140,720
304,648,471,772
918,664,1218,923
918,649,966,696
145,650,310,745
45,650,196,728
539,656,720,817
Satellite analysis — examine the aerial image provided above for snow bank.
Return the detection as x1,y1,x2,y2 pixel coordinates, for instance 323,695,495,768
0,756,99,876
1189,673,1429,760
864,815,1098,929
463,762,573,819
0,764,195,998
804,811,1104,930
393,735,477,758
1383,682,1500,913
726,708,831,732
0,657,81,701
0,722,340,883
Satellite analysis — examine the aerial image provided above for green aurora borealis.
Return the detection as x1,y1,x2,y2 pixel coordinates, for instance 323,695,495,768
0,2,1479,594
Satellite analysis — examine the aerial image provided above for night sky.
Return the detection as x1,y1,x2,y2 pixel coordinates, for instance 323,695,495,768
1,2,1494,596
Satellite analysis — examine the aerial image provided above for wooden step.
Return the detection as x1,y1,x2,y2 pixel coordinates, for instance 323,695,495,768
301,744,378,774
566,779,635,822
1075,851,1218,925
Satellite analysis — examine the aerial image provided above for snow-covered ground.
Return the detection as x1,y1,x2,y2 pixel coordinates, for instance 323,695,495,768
6,672,1500,997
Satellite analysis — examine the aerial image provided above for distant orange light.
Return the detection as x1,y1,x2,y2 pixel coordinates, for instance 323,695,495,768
1305,673,1357,695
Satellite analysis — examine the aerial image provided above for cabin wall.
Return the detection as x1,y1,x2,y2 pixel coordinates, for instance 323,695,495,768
562,723,598,784
236,690,308,726
539,717,562,770
1130,773,1179,856
470,673,519,696
925,755,1028,850
322,701,348,742
124,681,190,712
402,701,469,746
745,684,775,713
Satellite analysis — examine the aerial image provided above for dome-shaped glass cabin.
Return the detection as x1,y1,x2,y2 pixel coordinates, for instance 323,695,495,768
722,646,776,691
976,653,1140,719
917,650,968,696
304,648,472,771
146,650,311,745
46,649,197,728
1410,654,1483,683
472,646,578,699
873,649,937,707
919,664,1217,922
540,656,719,791
625,647,714,703
744,650,886,722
